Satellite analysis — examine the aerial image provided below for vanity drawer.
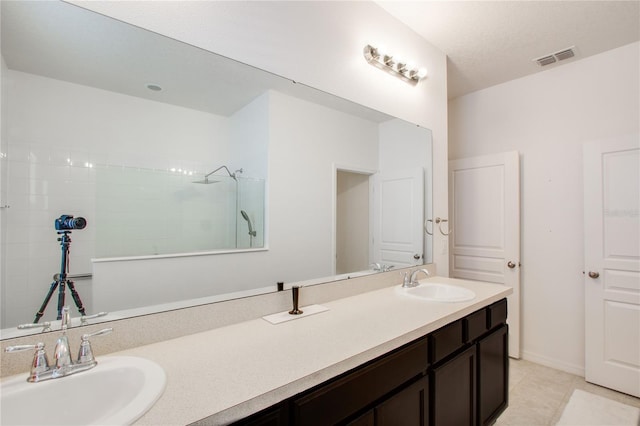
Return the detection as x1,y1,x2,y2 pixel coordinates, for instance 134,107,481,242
488,299,508,330
429,319,464,364
292,337,429,426
465,308,488,342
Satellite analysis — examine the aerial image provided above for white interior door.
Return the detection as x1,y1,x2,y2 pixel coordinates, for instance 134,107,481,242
449,151,521,358
371,168,424,268
584,135,640,397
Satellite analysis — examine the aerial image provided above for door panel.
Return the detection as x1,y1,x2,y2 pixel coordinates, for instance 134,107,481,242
372,168,424,268
449,151,520,358
584,135,640,397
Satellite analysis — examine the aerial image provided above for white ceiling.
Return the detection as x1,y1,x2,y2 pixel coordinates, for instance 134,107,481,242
377,1,640,99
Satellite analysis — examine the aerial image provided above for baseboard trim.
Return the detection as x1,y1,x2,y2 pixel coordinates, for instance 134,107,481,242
521,350,585,377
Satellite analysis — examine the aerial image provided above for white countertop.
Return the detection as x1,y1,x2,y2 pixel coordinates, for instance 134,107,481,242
88,277,513,424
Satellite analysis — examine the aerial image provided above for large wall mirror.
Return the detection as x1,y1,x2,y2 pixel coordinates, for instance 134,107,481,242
0,1,433,336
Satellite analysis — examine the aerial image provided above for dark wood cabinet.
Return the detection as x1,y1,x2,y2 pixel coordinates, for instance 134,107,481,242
347,375,429,426
477,324,509,426
431,345,477,426
376,375,429,426
347,410,375,426
229,299,509,426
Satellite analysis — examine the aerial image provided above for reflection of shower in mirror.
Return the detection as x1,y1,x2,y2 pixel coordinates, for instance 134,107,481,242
241,210,257,248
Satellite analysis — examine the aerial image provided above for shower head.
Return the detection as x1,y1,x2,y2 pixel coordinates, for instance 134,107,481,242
193,165,241,184
192,177,221,184
241,210,256,236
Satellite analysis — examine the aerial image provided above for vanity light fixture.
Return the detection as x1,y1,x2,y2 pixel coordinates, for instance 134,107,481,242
363,44,427,85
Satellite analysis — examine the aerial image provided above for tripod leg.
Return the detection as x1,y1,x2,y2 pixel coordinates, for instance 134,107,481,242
56,280,66,320
34,281,59,323
66,280,86,316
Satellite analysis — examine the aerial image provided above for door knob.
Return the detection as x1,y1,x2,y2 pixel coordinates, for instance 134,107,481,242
413,254,421,260
588,271,600,279
507,261,516,269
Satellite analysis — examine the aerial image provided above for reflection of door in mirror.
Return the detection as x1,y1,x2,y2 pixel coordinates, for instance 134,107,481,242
336,170,372,275
372,168,425,268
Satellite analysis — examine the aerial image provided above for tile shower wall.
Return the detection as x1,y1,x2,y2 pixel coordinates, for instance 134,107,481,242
2,69,226,327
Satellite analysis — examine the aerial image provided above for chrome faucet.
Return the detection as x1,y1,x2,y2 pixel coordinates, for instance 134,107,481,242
53,306,73,374
5,306,113,383
402,268,430,288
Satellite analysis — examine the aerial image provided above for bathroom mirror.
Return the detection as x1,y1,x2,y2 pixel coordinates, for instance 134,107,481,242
0,1,433,335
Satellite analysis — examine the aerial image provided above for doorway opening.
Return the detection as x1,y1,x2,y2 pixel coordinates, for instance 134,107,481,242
335,169,372,275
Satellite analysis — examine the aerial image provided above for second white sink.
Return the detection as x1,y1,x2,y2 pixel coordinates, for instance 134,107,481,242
399,282,476,302
1,355,166,425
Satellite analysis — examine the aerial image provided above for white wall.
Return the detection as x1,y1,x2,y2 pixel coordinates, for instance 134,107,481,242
267,91,379,283
0,53,7,326
230,92,270,180
230,93,270,249
448,42,640,374
71,0,450,271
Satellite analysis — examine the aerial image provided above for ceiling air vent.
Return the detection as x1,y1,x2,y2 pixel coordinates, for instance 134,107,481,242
554,48,575,61
535,55,557,66
534,46,576,67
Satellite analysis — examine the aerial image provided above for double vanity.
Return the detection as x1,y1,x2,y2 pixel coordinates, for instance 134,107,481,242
0,275,511,425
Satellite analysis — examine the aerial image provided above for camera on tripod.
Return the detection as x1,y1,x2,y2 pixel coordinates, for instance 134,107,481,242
54,214,86,231
34,214,88,323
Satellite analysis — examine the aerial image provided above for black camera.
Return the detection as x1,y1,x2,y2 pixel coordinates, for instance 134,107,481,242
55,215,87,231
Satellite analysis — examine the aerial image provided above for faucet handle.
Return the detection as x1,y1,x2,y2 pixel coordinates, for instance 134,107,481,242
5,342,50,382
60,306,71,330
17,321,52,333
80,311,108,326
77,328,113,365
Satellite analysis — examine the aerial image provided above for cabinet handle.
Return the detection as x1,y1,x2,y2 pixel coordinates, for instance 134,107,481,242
588,271,600,279
507,261,516,269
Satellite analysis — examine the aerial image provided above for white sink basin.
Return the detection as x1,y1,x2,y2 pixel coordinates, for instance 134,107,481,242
399,282,476,302
1,356,166,425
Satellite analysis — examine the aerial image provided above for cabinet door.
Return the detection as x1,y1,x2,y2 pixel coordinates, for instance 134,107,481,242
348,410,375,426
478,324,509,426
376,375,429,426
431,345,477,426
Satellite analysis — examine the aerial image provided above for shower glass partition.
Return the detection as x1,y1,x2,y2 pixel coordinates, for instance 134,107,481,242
95,165,265,258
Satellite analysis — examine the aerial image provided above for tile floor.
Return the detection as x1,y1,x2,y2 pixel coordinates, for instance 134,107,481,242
495,359,640,425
